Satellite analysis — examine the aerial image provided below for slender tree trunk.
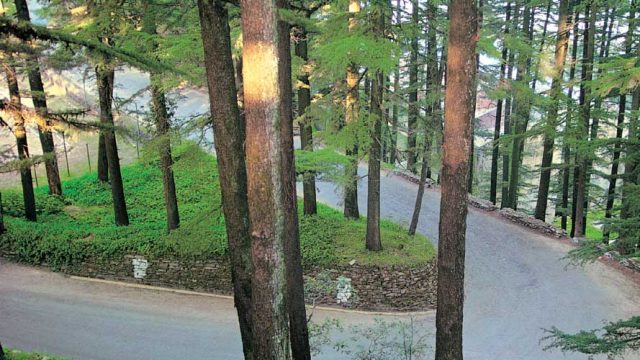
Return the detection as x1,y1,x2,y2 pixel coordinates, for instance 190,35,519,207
295,24,317,216
96,61,129,226
197,1,253,358
366,1,385,252
573,2,595,238
143,5,180,232
390,0,400,166
500,5,518,209
14,0,62,196
4,61,36,221
467,0,482,194
489,2,511,205
604,6,636,241
409,140,430,236
621,89,640,234
344,0,361,219
435,0,477,358
534,0,570,221
561,9,580,231
278,3,312,358
406,0,419,174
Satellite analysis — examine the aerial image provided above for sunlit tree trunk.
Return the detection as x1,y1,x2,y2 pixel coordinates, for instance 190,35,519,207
435,0,477,358
4,61,36,221
197,0,253,357
534,0,570,221
344,0,361,219
14,0,62,196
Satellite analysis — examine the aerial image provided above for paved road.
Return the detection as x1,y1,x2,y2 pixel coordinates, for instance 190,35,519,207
1,170,638,359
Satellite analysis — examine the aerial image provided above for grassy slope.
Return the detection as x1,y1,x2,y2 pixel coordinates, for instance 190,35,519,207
4,349,67,360
1,143,434,269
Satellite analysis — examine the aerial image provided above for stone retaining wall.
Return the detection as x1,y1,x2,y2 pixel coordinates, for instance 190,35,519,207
0,250,436,311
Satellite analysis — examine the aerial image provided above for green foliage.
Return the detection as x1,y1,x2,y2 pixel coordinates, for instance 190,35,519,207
1,143,433,271
2,191,66,218
543,316,640,358
4,349,67,360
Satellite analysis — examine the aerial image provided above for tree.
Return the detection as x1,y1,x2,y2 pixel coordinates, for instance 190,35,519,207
406,0,419,174
534,0,570,221
197,0,253,357
435,0,477,359
142,3,180,232
3,60,36,221
295,16,318,216
239,0,310,356
365,0,386,252
344,0,361,220
14,0,62,196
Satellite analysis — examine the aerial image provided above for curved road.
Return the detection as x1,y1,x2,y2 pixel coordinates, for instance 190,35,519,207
1,169,638,360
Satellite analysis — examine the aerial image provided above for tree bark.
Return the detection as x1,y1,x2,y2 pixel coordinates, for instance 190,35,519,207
435,0,477,359
295,24,317,216
277,2,312,358
366,1,385,252
406,0,419,174
390,0,400,165
197,1,254,358
14,0,62,196
142,5,180,232
97,135,109,182
573,3,595,238
343,0,361,219
500,5,518,209
4,61,37,221
489,2,511,205
96,61,129,226
534,0,570,221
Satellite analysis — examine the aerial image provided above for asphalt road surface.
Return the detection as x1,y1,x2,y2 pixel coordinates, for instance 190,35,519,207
1,169,638,359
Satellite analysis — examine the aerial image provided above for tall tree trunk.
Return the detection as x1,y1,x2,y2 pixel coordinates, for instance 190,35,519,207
366,0,385,252
489,2,511,205
4,61,36,221
197,1,253,358
573,2,595,238
534,0,570,221
621,89,640,236
96,61,129,226
604,5,635,241
343,0,361,219
295,24,317,216
390,0,400,165
278,2,312,358
561,9,580,231
467,0,482,194
406,0,419,174
506,4,531,210
14,0,62,196
435,0,477,359
143,5,180,232
500,5,518,209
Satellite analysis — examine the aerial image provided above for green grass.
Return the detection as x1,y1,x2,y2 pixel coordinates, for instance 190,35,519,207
0,142,433,270
552,210,613,241
4,349,67,360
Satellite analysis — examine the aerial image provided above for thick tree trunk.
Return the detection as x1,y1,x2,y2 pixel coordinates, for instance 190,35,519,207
4,61,37,221
14,0,62,196
573,3,595,238
96,62,129,226
197,1,254,357
435,0,477,359
534,0,570,221
489,2,510,205
406,0,419,174
366,3,385,252
142,6,180,232
343,0,361,219
295,25,317,216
